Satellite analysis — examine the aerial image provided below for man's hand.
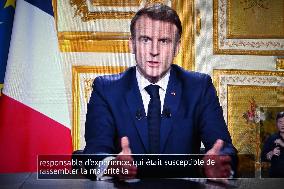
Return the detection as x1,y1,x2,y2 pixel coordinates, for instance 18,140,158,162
272,146,280,156
203,139,232,180
106,136,137,180
266,147,280,160
274,139,284,147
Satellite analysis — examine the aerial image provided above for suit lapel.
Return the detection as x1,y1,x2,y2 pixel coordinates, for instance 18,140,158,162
160,67,182,153
125,69,149,152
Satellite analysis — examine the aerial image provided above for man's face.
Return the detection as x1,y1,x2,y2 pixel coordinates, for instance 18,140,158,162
277,117,284,133
129,16,180,82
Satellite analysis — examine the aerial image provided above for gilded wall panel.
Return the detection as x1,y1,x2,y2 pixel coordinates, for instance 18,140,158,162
213,0,284,55
227,0,284,39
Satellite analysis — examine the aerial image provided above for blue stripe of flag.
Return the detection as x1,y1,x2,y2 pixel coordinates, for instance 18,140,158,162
24,0,54,16
0,0,15,84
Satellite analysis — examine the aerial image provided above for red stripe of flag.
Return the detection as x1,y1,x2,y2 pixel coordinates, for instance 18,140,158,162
0,94,72,173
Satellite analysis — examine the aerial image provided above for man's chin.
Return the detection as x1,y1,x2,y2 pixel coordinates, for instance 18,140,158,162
144,71,162,79
144,74,162,83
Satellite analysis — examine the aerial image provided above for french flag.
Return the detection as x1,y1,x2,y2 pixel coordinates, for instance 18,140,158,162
0,0,72,173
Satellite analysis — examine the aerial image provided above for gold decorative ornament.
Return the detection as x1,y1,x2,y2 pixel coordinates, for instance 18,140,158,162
195,9,201,36
276,58,284,70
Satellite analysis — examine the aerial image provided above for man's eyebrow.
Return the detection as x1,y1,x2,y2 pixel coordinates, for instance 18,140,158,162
158,37,172,41
138,35,151,40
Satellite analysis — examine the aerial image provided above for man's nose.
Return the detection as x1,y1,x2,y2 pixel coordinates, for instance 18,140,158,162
150,41,159,57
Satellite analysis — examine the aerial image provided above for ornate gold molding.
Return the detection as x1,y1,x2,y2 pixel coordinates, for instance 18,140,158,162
213,48,284,56
70,0,166,21
213,69,284,96
70,0,133,21
58,31,130,40
59,32,130,52
213,0,284,55
92,0,141,7
90,0,166,7
72,66,127,151
276,58,284,70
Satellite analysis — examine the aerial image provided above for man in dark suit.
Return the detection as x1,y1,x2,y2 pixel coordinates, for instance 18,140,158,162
84,4,236,180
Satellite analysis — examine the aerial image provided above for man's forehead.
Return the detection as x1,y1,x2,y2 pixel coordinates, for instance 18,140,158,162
278,117,284,121
134,16,177,35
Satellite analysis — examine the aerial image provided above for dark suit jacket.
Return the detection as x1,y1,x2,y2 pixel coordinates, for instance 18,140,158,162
84,64,236,155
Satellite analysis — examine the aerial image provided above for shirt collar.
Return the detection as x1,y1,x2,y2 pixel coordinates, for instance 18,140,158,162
136,67,170,92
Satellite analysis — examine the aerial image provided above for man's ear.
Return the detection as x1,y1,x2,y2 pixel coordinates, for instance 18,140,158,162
174,40,181,57
129,37,135,54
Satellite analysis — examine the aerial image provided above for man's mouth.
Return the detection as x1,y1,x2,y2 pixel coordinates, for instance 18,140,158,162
147,61,160,67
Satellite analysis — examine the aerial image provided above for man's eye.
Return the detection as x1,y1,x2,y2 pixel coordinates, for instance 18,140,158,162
141,38,149,43
160,39,169,44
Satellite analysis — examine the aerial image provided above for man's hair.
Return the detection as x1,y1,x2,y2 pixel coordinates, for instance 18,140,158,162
276,111,284,121
130,4,182,41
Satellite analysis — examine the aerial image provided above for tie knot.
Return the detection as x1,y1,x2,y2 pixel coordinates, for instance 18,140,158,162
145,84,160,99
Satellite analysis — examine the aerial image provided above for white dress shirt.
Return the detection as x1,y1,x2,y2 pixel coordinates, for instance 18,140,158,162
136,67,170,114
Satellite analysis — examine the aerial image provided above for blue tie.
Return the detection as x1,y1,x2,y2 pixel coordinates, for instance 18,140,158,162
145,84,161,154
